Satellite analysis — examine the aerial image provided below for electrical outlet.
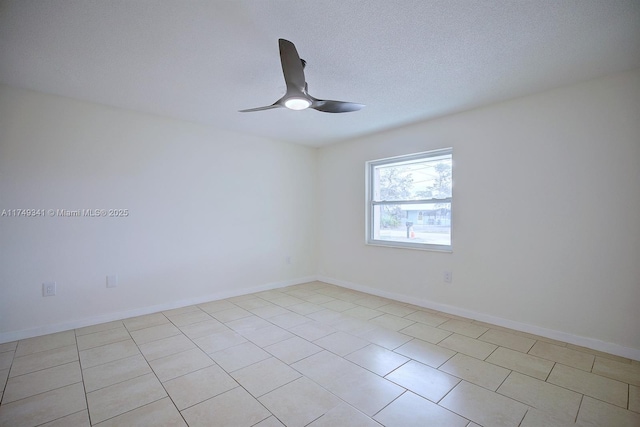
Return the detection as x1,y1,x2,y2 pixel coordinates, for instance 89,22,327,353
106,275,118,288
43,282,56,296
444,271,453,283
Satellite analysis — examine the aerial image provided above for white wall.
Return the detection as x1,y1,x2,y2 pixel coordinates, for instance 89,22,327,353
317,69,640,356
2,70,639,357
0,85,317,341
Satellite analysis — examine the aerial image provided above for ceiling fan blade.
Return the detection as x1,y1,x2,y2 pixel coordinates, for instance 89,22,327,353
238,104,281,113
310,99,365,113
279,39,306,92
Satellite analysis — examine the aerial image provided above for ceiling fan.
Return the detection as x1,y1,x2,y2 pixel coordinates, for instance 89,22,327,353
239,39,364,114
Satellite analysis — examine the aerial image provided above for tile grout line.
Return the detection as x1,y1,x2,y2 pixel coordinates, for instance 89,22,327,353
494,368,514,392
544,362,555,382
483,344,500,361
574,393,585,423
369,389,409,420
517,407,532,427
125,311,191,427
514,405,528,427
435,378,462,405
432,380,481,425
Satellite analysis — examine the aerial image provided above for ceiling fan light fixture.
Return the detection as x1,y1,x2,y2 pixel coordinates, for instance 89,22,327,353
238,39,364,114
284,97,311,110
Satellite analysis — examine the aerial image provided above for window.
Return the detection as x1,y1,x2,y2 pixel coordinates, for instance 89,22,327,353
366,148,452,251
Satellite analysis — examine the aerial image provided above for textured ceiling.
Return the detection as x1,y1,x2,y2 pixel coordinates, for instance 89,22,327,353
1,0,639,146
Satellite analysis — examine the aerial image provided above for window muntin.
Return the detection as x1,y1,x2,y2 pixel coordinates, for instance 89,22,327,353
367,149,452,251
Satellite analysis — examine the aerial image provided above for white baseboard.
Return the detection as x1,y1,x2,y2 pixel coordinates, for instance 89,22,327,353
318,275,640,361
0,275,317,344
3,274,638,361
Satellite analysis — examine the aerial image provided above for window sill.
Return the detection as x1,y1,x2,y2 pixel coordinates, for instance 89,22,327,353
366,240,452,253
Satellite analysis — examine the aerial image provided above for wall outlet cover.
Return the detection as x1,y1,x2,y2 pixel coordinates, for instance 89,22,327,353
43,282,56,296
107,275,118,288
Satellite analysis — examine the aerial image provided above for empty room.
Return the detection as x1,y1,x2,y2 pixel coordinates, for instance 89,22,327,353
1,1,639,426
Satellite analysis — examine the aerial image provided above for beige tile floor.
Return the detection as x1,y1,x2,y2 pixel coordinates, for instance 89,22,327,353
0,281,639,427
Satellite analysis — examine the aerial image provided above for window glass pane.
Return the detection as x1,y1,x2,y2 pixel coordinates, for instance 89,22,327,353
373,156,452,202
372,202,451,246
368,149,452,250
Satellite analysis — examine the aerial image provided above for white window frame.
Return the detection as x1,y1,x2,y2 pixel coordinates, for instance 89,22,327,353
365,148,453,252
